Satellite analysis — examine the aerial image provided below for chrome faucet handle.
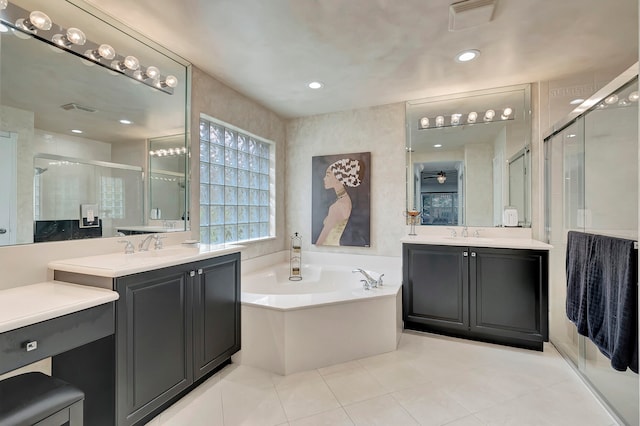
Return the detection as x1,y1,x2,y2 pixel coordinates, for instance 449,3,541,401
118,240,135,254
447,228,457,237
474,229,481,238
377,273,384,286
154,235,167,250
360,279,370,290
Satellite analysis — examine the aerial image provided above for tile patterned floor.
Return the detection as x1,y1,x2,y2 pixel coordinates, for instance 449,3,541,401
147,332,618,426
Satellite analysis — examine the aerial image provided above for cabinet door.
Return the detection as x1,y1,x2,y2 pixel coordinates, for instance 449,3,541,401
116,266,193,425
403,244,469,332
469,248,548,345
192,253,241,380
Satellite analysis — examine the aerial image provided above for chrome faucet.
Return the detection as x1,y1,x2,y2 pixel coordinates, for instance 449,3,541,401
474,229,482,238
461,226,468,238
118,239,135,254
352,268,384,289
139,233,160,251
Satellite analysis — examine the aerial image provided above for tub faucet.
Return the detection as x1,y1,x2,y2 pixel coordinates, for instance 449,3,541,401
352,269,384,288
139,233,159,251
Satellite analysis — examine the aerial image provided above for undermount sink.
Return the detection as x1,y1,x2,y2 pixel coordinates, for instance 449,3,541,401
133,246,199,259
443,236,494,242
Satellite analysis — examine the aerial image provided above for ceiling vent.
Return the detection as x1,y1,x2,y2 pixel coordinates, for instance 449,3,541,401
449,0,496,31
60,102,97,113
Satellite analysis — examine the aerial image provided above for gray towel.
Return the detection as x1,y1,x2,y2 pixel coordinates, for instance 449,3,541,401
566,231,638,373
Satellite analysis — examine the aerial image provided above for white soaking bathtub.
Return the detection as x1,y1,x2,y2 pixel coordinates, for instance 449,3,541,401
235,251,402,375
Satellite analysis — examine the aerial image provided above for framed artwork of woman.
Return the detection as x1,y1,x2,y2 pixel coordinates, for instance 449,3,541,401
311,152,370,247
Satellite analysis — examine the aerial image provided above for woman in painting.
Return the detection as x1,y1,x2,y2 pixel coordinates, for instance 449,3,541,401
316,158,363,246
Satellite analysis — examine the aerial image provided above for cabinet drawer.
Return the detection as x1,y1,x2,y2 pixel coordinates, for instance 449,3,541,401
0,303,114,375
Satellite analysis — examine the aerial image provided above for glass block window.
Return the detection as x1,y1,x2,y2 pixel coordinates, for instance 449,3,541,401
101,176,125,219
199,116,273,245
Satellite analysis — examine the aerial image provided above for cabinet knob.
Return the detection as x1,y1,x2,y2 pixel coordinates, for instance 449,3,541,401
463,251,468,257
198,269,203,275
189,270,196,277
471,252,476,257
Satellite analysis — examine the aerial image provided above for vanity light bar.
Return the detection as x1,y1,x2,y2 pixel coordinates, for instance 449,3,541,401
0,1,177,95
418,108,515,130
149,147,187,157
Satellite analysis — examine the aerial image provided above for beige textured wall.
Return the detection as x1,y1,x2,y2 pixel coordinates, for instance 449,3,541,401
190,66,287,259
286,103,406,257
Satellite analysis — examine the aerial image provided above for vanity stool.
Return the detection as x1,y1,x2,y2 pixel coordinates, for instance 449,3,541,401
0,372,84,426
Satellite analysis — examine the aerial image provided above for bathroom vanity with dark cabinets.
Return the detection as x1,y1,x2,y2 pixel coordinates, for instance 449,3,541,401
403,241,549,350
49,248,241,426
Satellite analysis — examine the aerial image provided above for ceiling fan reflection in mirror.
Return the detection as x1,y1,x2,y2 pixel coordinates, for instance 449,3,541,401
422,171,447,184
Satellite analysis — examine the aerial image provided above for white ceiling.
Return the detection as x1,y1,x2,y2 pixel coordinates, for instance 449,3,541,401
81,0,638,119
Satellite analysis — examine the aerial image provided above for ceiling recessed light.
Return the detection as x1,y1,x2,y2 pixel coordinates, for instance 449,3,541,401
119,119,132,124
71,129,83,134
455,49,480,63
570,98,584,105
308,81,323,89
434,144,442,148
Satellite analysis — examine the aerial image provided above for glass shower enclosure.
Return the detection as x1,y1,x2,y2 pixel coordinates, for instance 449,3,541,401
544,65,638,425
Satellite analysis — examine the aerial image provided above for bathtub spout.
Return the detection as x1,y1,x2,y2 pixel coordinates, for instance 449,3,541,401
352,268,383,288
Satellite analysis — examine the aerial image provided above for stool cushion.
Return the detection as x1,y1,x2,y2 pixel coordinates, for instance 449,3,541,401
0,372,84,426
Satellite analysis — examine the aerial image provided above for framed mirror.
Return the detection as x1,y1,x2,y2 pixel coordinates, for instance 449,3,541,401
406,84,532,228
0,0,189,245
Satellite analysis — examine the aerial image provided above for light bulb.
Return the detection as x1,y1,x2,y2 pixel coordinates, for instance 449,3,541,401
604,94,618,105
97,44,116,60
503,107,513,116
0,0,7,10
0,24,8,33
123,55,139,70
164,75,178,88
52,33,66,46
419,117,429,128
467,111,477,123
435,116,445,127
628,91,639,102
451,113,462,125
29,11,52,31
145,66,160,79
484,109,495,121
66,28,86,45
52,28,86,47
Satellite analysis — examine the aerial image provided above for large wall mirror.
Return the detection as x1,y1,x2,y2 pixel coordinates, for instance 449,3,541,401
0,0,189,246
406,84,532,228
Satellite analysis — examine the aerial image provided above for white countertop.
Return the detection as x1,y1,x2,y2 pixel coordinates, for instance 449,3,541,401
0,281,118,334
401,235,552,250
48,243,244,278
